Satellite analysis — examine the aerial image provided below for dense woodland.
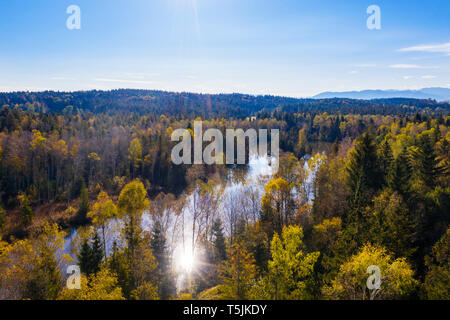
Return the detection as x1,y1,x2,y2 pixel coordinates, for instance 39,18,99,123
0,90,449,300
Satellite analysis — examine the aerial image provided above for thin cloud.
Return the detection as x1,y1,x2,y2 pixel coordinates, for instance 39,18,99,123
398,42,450,55
403,76,413,80
94,78,156,85
421,75,436,79
389,64,436,69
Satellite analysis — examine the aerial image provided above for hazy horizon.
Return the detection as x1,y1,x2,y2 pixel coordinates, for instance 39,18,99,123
1,86,450,101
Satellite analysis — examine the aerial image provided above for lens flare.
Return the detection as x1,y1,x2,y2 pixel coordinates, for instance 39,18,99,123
177,247,195,273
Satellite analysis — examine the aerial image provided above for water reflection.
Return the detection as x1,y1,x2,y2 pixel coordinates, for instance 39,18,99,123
63,153,320,290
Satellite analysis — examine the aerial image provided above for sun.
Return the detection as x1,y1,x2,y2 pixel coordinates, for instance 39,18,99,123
177,247,195,273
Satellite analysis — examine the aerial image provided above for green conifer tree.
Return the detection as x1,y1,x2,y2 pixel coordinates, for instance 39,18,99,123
78,231,103,276
150,221,175,299
91,231,104,273
212,219,227,262
378,139,394,185
388,147,412,196
78,181,89,223
413,134,442,189
78,239,93,275
345,132,381,215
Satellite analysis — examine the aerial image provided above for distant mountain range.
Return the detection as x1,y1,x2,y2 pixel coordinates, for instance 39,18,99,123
313,87,450,101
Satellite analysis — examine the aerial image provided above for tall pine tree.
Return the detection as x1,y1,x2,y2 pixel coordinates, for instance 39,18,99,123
212,219,227,262
78,181,89,223
378,139,394,186
78,230,103,276
388,147,412,196
150,221,175,299
346,132,381,212
413,134,442,189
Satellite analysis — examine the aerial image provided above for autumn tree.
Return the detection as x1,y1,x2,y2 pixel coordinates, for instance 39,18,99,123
109,241,132,298
323,243,417,300
423,228,449,299
116,181,157,298
312,156,349,223
131,281,159,300
218,241,257,300
261,177,295,237
58,268,124,300
117,180,149,257
265,225,319,300
129,137,143,178
17,193,33,226
276,153,305,186
25,223,70,300
0,238,34,299
88,191,118,257
241,221,270,273
129,233,159,300
312,217,346,286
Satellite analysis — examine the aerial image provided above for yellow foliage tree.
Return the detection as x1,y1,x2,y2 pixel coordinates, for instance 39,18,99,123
117,181,154,297
266,225,319,300
261,177,295,236
423,228,449,300
323,243,418,300
88,191,118,258
0,223,71,300
128,137,143,170
58,268,124,300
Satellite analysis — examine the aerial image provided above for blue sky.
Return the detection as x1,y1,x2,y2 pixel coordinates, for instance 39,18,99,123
0,0,449,96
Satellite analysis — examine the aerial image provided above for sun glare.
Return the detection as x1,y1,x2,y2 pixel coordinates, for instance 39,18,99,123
177,248,195,273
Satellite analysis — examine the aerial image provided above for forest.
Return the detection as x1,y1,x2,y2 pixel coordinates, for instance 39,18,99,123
0,90,448,300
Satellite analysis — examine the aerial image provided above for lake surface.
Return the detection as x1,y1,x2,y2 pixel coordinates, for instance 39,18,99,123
62,154,319,289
